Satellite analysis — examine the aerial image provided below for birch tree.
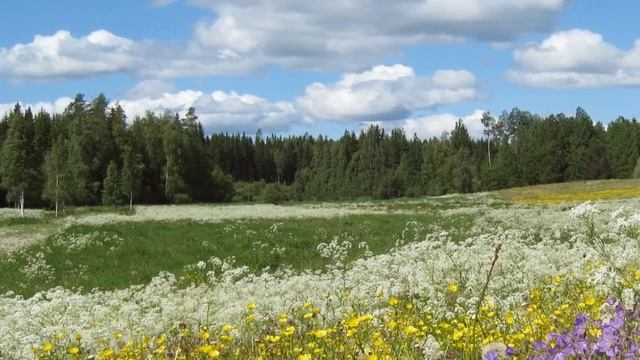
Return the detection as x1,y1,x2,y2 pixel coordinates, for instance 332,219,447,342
121,144,144,211
43,138,67,216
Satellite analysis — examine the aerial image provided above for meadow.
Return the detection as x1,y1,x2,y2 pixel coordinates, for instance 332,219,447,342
2,180,640,359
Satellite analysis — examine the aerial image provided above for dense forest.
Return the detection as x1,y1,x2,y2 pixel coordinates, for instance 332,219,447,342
1,94,639,213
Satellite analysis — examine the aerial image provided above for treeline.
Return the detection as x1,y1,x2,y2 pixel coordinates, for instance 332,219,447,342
1,94,640,213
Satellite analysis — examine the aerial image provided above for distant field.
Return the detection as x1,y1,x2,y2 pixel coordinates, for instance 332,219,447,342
497,178,640,205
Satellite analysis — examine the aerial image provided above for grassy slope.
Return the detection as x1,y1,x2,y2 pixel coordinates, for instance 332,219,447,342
497,178,640,205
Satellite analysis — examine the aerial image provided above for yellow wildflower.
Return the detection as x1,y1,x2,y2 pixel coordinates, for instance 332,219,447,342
313,329,328,338
282,326,296,336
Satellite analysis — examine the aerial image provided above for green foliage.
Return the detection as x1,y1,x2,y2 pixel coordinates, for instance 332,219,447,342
64,136,90,204
42,138,67,211
172,193,192,204
210,167,234,202
120,144,144,208
262,183,285,204
633,157,640,178
233,181,266,202
102,161,123,206
0,104,31,205
1,94,639,207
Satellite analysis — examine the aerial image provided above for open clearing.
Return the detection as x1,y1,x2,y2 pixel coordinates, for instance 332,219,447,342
2,180,640,359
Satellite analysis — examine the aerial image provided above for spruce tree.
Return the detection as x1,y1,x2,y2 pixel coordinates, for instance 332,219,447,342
0,104,30,216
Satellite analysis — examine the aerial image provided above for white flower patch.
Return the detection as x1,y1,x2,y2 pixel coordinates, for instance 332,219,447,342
64,203,390,225
0,198,640,357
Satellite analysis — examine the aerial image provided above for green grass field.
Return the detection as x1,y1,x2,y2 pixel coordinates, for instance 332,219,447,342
0,178,637,298
0,212,473,297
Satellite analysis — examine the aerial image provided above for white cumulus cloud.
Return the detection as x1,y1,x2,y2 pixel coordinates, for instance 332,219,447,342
0,1,570,80
0,97,73,117
118,89,299,134
1,63,480,135
0,30,140,80
188,0,568,70
296,65,478,122
507,29,640,88
402,109,487,139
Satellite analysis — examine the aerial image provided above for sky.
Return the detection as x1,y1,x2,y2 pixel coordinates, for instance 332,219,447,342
0,0,639,138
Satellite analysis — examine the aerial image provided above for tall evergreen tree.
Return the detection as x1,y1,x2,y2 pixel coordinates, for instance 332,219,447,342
0,104,31,216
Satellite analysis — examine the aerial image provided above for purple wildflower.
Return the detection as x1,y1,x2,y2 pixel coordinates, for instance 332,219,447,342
484,350,500,360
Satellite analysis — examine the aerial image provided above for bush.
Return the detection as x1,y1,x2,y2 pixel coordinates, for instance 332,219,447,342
262,183,285,204
210,167,234,202
233,181,265,202
173,193,191,204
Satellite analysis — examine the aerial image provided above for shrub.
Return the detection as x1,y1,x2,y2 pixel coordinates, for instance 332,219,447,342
233,181,266,202
173,193,191,204
210,167,234,202
262,183,285,204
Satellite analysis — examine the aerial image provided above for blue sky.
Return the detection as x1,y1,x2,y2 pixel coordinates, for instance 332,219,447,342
0,0,639,138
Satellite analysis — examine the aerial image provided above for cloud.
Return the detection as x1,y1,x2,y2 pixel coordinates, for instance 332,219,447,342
123,79,176,99
118,90,299,133
0,29,260,81
0,30,140,80
402,110,487,139
118,65,479,133
0,1,569,80
507,29,640,88
0,97,73,117
296,65,479,122
151,0,176,6
187,0,568,70
2,63,480,135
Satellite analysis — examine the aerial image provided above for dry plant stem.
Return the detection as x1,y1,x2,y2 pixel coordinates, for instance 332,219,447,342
472,243,502,344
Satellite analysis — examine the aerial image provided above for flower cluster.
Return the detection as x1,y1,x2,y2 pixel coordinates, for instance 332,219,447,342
29,274,639,359
528,294,640,359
